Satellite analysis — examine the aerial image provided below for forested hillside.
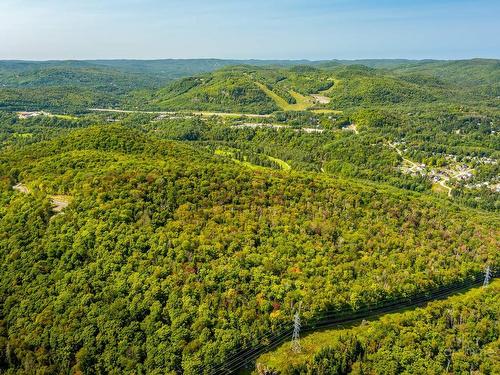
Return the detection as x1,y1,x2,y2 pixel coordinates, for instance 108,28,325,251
0,58,498,373
151,69,279,114
0,123,497,373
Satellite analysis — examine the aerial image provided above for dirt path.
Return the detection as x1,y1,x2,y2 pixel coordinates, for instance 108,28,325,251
437,179,453,197
342,123,359,134
50,195,71,212
438,170,471,197
387,142,417,168
12,183,71,212
13,183,30,194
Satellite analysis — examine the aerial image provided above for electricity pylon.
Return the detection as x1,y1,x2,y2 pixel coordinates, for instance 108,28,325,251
483,265,492,287
291,302,302,353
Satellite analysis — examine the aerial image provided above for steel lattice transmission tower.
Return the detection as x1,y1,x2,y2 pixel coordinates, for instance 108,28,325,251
483,265,492,287
291,302,302,353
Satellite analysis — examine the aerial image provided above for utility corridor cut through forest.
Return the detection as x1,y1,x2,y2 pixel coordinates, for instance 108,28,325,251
209,274,496,374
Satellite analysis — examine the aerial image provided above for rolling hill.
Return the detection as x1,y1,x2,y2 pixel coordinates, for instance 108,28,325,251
1,59,498,113
0,58,498,373
0,124,498,373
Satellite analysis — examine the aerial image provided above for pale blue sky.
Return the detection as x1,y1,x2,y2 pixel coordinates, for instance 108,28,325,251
1,0,499,60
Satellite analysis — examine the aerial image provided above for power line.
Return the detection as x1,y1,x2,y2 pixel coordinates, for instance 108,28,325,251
200,320,292,373
207,281,473,374
206,277,484,374
291,302,302,353
204,271,497,374
308,276,482,322
483,265,492,287
207,327,293,374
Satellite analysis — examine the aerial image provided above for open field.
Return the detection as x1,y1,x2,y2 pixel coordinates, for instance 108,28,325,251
289,90,315,110
268,155,292,170
255,82,340,114
255,82,317,111
215,147,291,171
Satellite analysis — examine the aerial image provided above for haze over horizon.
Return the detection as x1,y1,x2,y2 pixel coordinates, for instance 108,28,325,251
1,0,499,61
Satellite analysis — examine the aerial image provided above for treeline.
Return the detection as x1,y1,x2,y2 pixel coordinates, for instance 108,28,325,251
1,59,498,115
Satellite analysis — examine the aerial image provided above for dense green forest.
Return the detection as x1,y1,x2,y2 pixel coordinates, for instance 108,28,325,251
0,58,498,373
0,123,498,374
258,280,500,374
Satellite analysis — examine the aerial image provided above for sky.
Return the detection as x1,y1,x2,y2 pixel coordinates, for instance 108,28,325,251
0,0,499,60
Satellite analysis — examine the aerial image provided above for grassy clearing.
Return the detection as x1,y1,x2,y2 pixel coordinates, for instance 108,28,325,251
268,155,291,171
214,149,234,157
289,90,314,111
12,133,34,138
214,148,261,170
255,82,291,110
51,114,79,120
255,81,342,114
432,182,449,194
215,148,291,171
432,181,452,197
319,78,341,95
255,82,317,111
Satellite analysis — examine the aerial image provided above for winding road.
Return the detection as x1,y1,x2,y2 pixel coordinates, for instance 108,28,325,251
387,142,418,169
12,183,70,212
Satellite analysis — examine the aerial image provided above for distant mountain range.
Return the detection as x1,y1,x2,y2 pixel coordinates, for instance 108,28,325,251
0,58,498,113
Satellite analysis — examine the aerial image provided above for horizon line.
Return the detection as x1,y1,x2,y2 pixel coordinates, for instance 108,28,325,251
1,57,499,63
